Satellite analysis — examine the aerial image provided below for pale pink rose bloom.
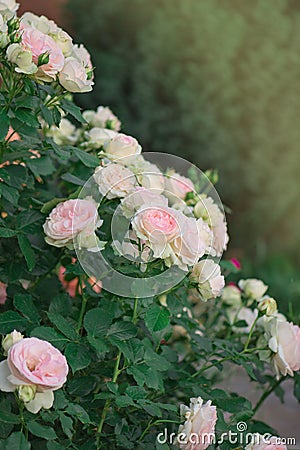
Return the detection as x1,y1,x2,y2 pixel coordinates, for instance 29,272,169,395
190,259,224,301
170,216,213,269
83,106,121,131
0,281,7,304
20,25,64,81
121,187,168,218
177,397,217,450
245,435,287,450
72,43,93,70
94,163,137,199
59,57,94,93
104,133,141,161
0,337,68,391
43,197,101,248
132,206,181,260
267,319,300,377
164,172,195,203
194,195,229,257
238,278,268,300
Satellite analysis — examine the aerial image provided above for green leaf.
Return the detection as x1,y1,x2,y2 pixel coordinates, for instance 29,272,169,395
0,411,21,424
125,386,147,400
5,432,31,450
0,311,28,334
72,147,100,168
0,227,16,238
145,306,170,333
65,343,91,373
0,110,9,140
30,326,68,350
0,184,19,206
115,396,135,408
59,413,74,439
107,321,137,342
14,108,40,128
27,156,55,177
46,442,65,450
27,421,57,440
61,172,85,186
17,234,36,271
16,210,44,233
14,294,40,324
84,307,114,337
47,313,79,341
65,404,92,424
60,99,84,123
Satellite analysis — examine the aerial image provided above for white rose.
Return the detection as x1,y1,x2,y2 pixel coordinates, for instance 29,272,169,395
84,127,118,149
83,106,121,131
50,29,73,57
6,43,37,74
164,171,195,204
190,259,224,301
0,13,8,46
121,187,168,218
21,12,57,34
71,43,92,69
94,163,136,199
0,0,19,19
170,216,213,270
2,330,23,354
238,278,268,300
261,317,300,377
47,118,78,145
176,397,217,450
128,155,165,194
221,285,242,307
194,195,229,256
192,259,225,299
59,57,94,93
103,133,141,162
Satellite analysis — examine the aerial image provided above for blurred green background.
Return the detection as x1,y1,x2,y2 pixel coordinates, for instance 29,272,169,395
20,0,300,315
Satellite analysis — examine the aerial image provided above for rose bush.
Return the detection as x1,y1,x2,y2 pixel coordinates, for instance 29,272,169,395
0,4,299,450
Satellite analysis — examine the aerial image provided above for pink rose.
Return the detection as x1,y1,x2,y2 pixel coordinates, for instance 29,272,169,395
132,206,180,259
0,337,68,413
94,163,137,199
59,57,94,93
104,133,141,161
20,25,64,81
0,281,7,304
176,397,217,450
43,197,102,249
164,172,195,204
245,435,287,450
170,216,212,269
264,318,300,377
7,337,68,390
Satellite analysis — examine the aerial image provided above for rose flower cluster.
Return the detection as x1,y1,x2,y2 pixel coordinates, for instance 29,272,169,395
43,105,228,302
0,2,93,92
